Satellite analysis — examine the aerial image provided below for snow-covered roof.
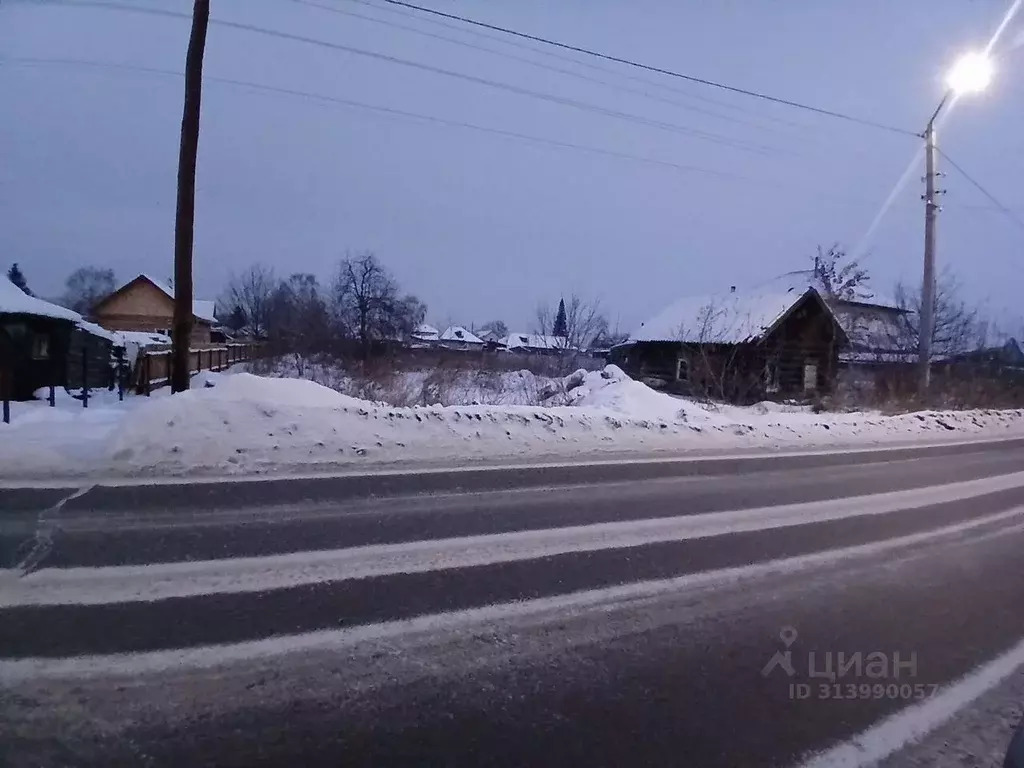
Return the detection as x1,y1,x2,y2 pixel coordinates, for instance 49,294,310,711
439,326,484,344
476,328,503,342
192,300,217,324
0,277,81,322
412,323,440,340
75,319,123,345
123,274,217,324
631,289,827,344
834,305,907,351
116,330,172,347
502,333,569,350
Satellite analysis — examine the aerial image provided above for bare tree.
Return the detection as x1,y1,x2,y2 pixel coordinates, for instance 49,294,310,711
221,264,276,339
811,244,872,302
61,266,116,314
535,293,608,351
891,271,981,361
221,305,247,332
673,300,762,402
267,273,332,354
480,319,508,338
333,252,426,359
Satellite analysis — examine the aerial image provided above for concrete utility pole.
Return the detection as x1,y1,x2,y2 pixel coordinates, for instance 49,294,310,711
917,94,948,400
172,0,210,393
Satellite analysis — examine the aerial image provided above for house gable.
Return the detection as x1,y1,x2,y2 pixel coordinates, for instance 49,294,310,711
92,275,213,329
760,290,848,349
94,276,175,321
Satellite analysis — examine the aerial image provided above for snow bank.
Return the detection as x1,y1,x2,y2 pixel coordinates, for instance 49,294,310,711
564,365,730,427
102,371,675,476
3,366,1024,479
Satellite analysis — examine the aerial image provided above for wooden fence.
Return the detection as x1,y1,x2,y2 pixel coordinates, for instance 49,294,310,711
136,342,260,395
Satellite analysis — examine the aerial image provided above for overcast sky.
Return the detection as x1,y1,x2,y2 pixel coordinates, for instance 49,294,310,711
2,0,1023,333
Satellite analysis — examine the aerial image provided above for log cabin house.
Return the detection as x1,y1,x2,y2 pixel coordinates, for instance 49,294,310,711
611,287,847,403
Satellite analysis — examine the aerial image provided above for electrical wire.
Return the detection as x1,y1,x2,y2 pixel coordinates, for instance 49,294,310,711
33,0,789,156
4,56,886,208
330,0,816,132
382,0,921,138
0,56,749,182
937,148,1024,234
290,0,802,138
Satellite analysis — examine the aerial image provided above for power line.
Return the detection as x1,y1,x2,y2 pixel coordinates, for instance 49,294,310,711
382,0,920,139
291,0,802,139
2,57,747,181
937,148,1024,234
5,56,883,207
333,0,815,132
37,0,787,156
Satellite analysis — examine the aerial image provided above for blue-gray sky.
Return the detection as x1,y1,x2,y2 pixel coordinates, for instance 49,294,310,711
2,0,1022,333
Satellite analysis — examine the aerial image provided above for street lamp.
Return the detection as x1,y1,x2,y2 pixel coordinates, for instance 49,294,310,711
946,52,994,95
917,51,993,398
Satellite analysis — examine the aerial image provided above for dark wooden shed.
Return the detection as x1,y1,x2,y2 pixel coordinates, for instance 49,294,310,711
612,288,847,403
0,279,82,400
0,281,119,401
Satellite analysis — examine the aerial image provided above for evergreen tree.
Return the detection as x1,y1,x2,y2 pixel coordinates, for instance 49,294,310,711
553,298,568,337
7,263,31,295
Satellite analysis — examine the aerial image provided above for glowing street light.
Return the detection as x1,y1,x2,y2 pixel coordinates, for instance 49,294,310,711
945,51,995,95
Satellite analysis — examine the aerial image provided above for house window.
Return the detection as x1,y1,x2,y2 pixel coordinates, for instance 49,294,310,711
31,334,50,360
765,359,780,393
803,362,818,392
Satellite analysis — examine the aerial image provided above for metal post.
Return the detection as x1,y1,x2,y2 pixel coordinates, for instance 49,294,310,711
117,354,124,402
82,353,89,408
918,121,939,399
49,384,56,407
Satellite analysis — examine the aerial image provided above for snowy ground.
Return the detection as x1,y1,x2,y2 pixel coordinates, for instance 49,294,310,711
2,365,1024,480
256,354,565,407
876,669,1023,767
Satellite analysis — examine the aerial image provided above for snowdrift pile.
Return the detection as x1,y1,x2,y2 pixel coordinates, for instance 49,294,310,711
3,366,1024,479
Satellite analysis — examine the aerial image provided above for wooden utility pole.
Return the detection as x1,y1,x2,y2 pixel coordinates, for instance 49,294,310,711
171,0,210,393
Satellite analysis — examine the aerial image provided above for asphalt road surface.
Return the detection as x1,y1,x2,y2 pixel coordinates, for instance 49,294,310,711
3,440,1024,767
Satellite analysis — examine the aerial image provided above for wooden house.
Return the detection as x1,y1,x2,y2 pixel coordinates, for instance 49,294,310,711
612,287,847,403
500,333,572,356
438,326,485,351
91,274,218,344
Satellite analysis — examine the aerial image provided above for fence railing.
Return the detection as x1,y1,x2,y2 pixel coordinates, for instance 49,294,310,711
135,342,260,395
1,343,262,424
